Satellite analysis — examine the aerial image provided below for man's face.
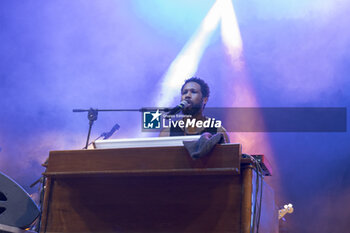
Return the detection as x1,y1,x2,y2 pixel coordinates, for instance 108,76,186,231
181,81,208,116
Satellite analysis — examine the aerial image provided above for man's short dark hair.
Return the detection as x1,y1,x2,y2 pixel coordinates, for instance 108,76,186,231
181,77,210,98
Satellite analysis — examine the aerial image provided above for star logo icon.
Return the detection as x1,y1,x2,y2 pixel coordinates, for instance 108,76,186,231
150,109,162,122
143,109,162,129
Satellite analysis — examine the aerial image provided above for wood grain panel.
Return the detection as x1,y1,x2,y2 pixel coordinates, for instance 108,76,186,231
45,144,241,176
45,175,242,233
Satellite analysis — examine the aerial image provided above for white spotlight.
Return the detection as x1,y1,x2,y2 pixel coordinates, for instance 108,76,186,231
219,0,243,69
156,1,222,107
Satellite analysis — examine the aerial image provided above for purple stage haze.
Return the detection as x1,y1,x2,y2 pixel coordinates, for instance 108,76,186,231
0,1,350,232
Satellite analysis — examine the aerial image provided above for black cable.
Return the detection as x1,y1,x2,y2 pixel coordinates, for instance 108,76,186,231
37,176,46,232
254,158,264,233
244,154,264,233
254,158,260,233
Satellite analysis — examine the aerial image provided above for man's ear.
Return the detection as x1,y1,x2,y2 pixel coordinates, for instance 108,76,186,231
203,97,208,105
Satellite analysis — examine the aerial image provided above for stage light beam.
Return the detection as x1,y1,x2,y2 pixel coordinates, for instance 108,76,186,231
219,0,243,69
156,0,222,107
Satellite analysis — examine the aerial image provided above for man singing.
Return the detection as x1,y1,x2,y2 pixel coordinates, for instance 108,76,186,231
159,77,230,143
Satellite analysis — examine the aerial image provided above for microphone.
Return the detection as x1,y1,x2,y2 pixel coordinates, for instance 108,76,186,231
166,100,189,116
102,123,120,139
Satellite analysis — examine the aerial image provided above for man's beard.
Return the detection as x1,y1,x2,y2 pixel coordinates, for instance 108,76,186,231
182,100,203,117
